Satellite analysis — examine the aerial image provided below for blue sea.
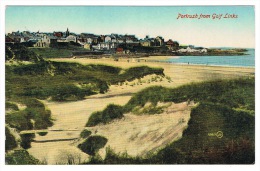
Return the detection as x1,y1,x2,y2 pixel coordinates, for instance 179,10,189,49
163,49,255,67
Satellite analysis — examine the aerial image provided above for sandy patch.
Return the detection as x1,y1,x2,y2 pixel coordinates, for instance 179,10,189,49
86,101,196,158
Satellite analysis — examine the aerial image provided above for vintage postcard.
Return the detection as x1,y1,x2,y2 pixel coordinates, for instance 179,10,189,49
1,2,258,169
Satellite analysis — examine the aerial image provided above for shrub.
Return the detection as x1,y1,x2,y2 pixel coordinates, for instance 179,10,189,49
5,149,40,165
37,131,48,136
6,100,53,131
86,104,124,127
20,133,35,149
118,66,164,83
78,135,108,156
80,129,92,138
124,86,170,112
6,44,43,62
5,126,18,152
5,110,33,131
86,111,103,127
5,101,19,111
51,84,87,101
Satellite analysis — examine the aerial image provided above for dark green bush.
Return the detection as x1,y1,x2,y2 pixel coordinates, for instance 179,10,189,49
86,104,124,127
51,84,88,101
6,110,33,131
86,64,122,74
5,99,53,131
5,126,18,152
20,133,35,149
5,149,40,165
37,132,48,136
124,86,170,112
5,102,19,111
80,129,92,138
78,135,108,155
6,44,43,62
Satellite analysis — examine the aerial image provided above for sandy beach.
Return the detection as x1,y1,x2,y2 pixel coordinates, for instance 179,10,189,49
27,56,254,164
50,56,254,89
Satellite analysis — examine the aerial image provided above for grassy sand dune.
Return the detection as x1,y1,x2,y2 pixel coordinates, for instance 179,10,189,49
86,101,196,158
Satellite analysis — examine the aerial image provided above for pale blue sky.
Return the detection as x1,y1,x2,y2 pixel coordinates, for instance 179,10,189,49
5,6,255,48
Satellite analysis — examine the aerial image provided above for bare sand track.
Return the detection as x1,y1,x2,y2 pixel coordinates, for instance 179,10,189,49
28,95,132,164
27,57,254,164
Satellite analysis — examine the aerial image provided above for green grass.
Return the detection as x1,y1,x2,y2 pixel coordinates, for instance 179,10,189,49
86,104,124,127
29,45,89,58
6,61,163,102
30,48,72,58
124,78,255,113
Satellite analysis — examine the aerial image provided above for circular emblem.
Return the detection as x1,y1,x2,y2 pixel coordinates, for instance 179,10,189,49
216,131,223,138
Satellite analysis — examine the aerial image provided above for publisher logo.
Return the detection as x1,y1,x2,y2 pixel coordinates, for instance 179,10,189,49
208,131,223,138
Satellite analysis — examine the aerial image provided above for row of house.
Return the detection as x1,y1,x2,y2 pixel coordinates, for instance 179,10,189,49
5,28,207,53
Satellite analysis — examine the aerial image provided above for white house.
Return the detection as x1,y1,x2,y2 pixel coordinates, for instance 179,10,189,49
187,47,200,53
87,38,93,44
105,36,112,43
34,34,57,47
92,42,118,50
177,48,188,53
201,48,207,53
66,35,77,42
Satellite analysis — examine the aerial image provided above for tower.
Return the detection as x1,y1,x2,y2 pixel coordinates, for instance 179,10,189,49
65,28,70,37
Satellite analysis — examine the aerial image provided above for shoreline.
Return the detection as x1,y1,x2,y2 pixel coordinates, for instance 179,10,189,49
141,55,255,69
147,60,255,69
49,56,255,70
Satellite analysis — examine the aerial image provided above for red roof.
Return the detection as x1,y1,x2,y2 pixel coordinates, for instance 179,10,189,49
116,48,123,52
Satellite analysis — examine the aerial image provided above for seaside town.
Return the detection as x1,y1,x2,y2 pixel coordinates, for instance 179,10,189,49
5,28,209,56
